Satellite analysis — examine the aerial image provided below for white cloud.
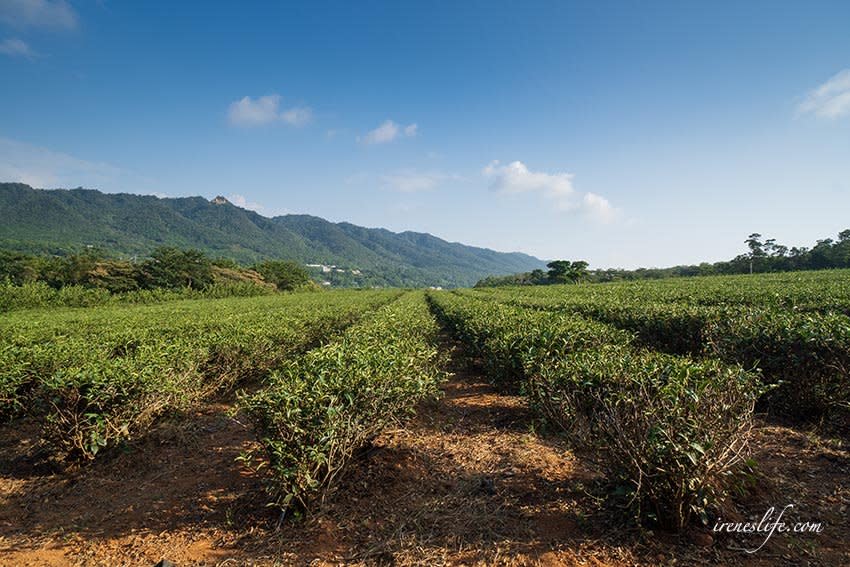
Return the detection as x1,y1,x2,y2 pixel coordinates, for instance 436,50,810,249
798,69,850,119
228,95,280,126
483,160,575,201
382,171,447,193
227,94,312,127
363,120,399,144
281,106,312,126
0,0,78,30
226,193,293,217
582,192,618,223
483,160,620,222
228,193,263,212
0,37,35,57
0,137,122,188
360,120,418,144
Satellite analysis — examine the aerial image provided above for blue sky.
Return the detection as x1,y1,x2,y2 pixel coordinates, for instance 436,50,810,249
2,1,850,268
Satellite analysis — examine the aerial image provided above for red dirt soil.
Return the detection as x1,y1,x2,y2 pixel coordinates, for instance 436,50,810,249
1,345,848,566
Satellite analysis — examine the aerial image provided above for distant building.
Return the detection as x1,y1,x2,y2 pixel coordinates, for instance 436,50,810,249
306,263,363,276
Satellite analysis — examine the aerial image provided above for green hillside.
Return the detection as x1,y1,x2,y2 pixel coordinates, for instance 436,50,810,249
0,183,545,287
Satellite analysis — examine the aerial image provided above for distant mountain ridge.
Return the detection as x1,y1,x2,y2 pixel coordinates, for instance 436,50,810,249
0,183,546,287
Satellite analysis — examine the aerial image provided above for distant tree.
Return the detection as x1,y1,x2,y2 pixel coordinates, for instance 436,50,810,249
834,230,850,267
529,269,549,285
0,250,40,285
809,239,836,270
253,260,311,291
568,261,589,283
547,260,589,284
212,257,241,270
140,247,213,290
88,260,142,293
745,233,766,274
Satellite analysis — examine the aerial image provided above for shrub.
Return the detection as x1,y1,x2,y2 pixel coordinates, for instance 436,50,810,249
531,347,761,530
139,247,213,290
253,260,312,291
240,292,446,513
570,302,724,356
428,292,632,390
430,291,762,531
0,290,399,461
706,309,850,422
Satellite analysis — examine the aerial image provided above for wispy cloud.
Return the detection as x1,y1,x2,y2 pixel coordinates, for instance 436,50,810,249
382,170,454,192
0,137,123,189
226,193,292,217
227,94,312,127
280,106,312,126
0,37,36,57
360,120,418,145
228,193,263,212
483,160,620,223
798,69,850,119
581,192,618,223
0,0,78,30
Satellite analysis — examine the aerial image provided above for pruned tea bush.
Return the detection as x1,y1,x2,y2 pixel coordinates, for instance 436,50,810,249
240,292,447,513
0,290,398,460
429,291,761,531
706,309,850,423
532,346,760,530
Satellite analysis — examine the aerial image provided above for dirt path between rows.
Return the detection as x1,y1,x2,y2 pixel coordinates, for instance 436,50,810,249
1,342,848,566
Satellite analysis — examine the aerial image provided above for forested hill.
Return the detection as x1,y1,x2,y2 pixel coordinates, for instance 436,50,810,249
0,183,545,287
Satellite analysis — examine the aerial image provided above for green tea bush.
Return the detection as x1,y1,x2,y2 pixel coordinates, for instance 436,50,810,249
429,291,761,531
532,346,760,530
472,285,850,424
428,292,632,389
568,302,724,356
0,290,398,460
240,292,447,513
0,280,276,313
706,309,850,422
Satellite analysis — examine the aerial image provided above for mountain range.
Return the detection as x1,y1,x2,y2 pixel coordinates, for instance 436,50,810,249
0,183,546,287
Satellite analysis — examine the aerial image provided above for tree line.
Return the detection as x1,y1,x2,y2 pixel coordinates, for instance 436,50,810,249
475,229,850,287
0,247,312,293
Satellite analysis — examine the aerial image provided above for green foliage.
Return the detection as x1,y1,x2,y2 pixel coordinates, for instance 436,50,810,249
467,275,850,424
534,347,760,530
140,247,213,290
547,260,589,284
0,290,399,460
3,259,847,534
0,279,278,313
0,249,41,284
429,292,631,390
429,290,761,531
239,292,447,512
476,229,850,287
0,183,545,287
253,260,311,291
706,309,850,422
